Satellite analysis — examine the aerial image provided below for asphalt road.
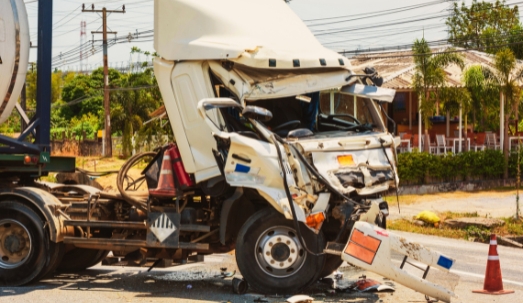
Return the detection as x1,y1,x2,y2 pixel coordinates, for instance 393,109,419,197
1,232,521,303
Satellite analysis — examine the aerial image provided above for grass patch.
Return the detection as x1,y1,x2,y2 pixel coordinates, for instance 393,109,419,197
388,219,467,239
439,211,479,221
496,218,523,236
389,213,523,242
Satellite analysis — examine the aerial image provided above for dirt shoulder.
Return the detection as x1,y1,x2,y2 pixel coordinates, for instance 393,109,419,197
386,189,522,220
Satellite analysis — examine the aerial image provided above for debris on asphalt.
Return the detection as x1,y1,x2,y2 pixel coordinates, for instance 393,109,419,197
498,235,523,248
285,294,313,303
444,217,505,229
415,210,440,226
413,219,426,226
186,284,192,289
231,277,248,294
215,270,236,279
143,279,155,284
253,298,269,303
332,278,354,290
350,275,395,292
333,270,343,280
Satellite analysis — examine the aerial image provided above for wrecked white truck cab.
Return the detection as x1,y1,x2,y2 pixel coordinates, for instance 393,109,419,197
0,0,457,300
153,0,457,301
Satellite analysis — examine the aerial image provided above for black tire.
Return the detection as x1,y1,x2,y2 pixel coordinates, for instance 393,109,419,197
318,255,344,279
0,201,49,286
58,248,109,272
235,208,326,295
87,250,110,267
35,241,66,280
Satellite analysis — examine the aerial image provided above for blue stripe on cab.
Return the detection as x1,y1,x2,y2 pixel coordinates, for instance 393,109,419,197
235,164,250,173
437,255,453,269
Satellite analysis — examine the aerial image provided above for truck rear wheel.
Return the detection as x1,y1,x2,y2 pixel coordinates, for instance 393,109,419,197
0,201,50,286
235,208,326,294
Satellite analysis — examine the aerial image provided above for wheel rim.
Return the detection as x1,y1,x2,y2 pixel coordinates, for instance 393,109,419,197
0,219,32,269
255,225,306,278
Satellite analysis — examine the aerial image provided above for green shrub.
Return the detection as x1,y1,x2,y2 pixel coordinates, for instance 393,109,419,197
508,149,523,178
397,149,505,185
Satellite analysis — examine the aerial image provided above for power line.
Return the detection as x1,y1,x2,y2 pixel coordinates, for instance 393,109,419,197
306,0,446,27
342,37,523,59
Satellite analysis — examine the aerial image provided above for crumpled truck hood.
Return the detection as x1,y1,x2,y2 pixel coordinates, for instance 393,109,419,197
294,133,398,195
154,0,348,69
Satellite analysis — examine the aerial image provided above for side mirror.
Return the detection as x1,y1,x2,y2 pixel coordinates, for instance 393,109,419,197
242,106,273,122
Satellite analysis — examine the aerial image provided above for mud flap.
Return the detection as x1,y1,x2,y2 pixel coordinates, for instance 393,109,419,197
341,222,457,303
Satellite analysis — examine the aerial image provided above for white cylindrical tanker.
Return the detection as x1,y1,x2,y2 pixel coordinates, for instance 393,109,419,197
0,0,30,125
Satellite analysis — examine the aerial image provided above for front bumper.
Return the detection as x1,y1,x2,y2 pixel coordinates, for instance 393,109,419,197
327,222,458,303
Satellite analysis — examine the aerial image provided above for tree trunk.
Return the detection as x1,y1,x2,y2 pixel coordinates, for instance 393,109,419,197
424,90,430,152
504,112,510,179
472,108,476,133
446,110,450,137
424,116,430,152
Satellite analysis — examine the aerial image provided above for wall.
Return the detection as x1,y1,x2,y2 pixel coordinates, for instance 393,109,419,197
391,179,518,196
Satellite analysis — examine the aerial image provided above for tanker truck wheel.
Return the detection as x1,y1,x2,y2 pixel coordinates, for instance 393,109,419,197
235,208,326,294
58,248,109,272
0,201,52,286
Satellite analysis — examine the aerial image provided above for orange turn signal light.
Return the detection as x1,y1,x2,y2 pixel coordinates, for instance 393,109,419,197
337,154,355,167
306,212,325,229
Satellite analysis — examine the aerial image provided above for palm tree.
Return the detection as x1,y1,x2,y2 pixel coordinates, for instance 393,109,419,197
463,65,486,131
482,48,523,179
439,86,471,142
412,38,465,151
111,71,158,158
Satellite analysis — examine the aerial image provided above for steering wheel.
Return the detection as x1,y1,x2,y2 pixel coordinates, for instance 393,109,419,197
272,120,301,132
326,114,361,125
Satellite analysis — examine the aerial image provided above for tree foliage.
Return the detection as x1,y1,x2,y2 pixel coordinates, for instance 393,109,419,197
480,48,523,178
412,38,464,140
110,69,160,157
446,0,523,58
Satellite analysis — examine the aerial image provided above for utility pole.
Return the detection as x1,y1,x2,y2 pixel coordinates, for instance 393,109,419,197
20,83,27,130
82,4,125,157
80,21,86,73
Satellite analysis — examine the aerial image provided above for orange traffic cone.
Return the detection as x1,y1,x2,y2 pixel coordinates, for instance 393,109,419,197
149,149,176,198
472,234,514,295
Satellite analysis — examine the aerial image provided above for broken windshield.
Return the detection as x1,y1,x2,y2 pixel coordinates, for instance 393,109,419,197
318,91,384,133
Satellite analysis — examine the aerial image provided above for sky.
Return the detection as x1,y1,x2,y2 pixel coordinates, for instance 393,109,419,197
22,0,521,72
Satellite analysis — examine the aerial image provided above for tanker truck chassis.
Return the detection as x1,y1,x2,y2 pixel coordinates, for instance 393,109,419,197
0,0,459,301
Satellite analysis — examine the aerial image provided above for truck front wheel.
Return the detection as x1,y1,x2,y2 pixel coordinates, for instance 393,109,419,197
235,208,326,294
0,201,50,286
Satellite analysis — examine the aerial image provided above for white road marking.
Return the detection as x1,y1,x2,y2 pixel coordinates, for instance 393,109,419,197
451,269,523,287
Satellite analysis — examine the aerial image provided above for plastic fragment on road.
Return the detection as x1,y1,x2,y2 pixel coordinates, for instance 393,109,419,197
350,275,395,292
286,294,313,303
215,270,236,279
415,210,440,225
341,221,457,303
